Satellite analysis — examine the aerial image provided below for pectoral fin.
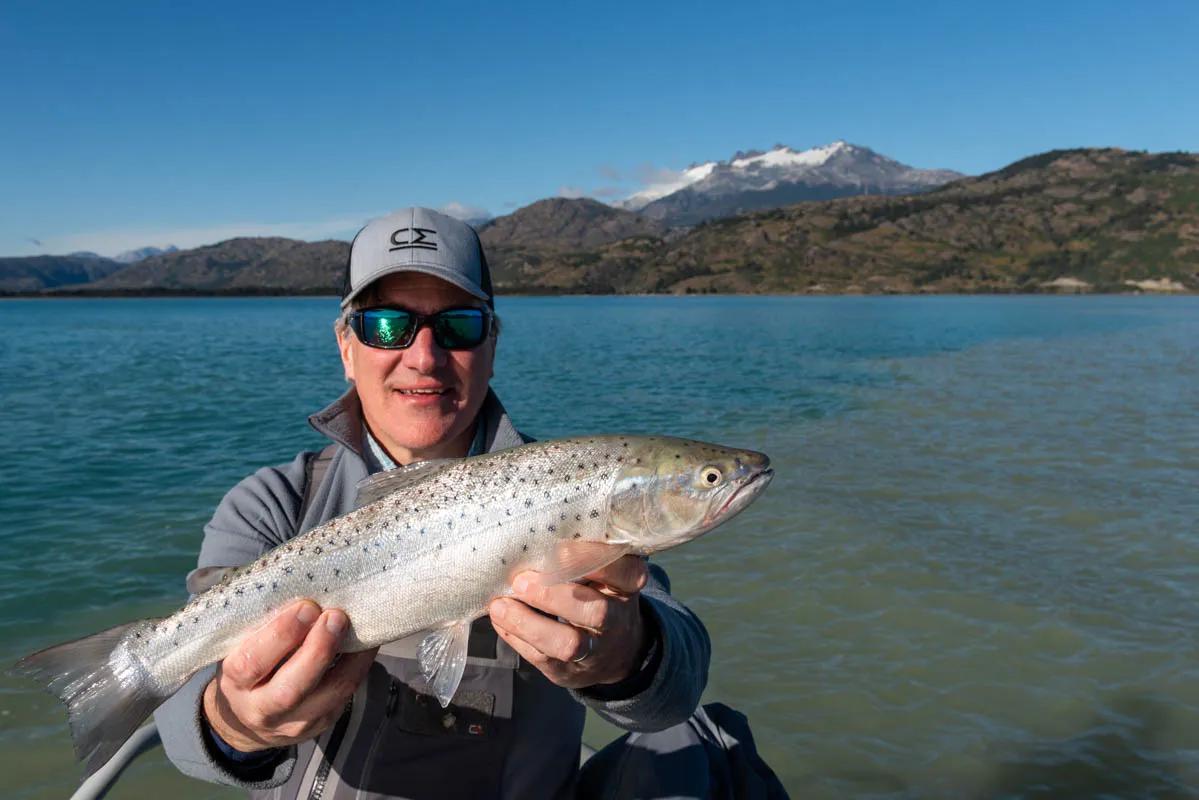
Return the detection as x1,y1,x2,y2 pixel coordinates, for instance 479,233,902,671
417,620,472,708
531,541,633,586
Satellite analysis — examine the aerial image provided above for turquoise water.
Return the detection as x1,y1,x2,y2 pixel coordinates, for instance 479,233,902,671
1,296,1197,798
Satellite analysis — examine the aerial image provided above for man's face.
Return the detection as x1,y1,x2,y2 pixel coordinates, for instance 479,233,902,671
338,272,495,464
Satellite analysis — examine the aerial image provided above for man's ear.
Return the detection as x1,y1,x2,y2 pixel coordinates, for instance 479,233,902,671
337,328,356,383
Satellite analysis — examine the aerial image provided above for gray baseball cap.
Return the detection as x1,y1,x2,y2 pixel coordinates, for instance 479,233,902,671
341,207,494,309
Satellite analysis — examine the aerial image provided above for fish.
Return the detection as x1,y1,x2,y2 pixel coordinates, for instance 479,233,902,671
15,434,773,776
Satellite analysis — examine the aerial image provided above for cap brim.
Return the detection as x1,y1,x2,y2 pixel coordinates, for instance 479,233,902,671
340,263,491,309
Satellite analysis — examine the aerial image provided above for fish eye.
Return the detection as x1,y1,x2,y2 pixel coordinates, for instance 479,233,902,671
700,467,723,486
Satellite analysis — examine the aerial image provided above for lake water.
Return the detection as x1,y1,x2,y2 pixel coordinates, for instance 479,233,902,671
1,296,1196,798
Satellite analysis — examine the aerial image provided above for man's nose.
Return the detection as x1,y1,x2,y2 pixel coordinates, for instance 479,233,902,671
403,325,446,372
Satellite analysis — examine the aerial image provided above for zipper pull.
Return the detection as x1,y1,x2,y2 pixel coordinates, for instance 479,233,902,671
384,680,400,717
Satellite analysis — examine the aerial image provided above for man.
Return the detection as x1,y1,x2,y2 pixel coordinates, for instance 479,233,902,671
153,208,713,799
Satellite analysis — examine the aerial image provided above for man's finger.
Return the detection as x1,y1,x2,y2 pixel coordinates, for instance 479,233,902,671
492,617,559,670
287,647,378,721
510,576,609,633
258,609,349,715
490,598,586,663
582,555,648,596
223,600,322,689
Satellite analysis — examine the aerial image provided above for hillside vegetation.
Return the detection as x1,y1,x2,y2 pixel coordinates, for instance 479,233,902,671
5,148,1195,296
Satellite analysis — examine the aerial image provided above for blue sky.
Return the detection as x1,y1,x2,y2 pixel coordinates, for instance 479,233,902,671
2,0,1196,256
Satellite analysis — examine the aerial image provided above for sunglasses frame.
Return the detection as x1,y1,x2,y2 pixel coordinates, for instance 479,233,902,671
346,305,494,351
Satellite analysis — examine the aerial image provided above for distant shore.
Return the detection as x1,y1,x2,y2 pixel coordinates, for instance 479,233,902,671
3,287,1194,299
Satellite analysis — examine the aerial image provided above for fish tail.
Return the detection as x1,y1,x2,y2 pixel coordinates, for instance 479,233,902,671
13,618,169,777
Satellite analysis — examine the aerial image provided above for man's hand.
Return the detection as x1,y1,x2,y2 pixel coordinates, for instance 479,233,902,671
488,555,651,689
202,600,378,753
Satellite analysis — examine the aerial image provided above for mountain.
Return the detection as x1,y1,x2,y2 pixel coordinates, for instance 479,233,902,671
0,254,124,292
11,147,1195,296
477,198,669,290
619,141,963,226
82,237,348,293
489,148,1199,294
478,197,665,250
114,245,179,263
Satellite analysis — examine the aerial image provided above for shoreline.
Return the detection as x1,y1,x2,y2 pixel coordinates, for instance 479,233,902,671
2,287,1196,299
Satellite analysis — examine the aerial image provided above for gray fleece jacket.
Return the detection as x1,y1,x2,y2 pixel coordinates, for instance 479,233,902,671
153,387,711,800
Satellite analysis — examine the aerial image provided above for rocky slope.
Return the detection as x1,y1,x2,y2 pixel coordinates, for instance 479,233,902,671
81,237,349,293
622,141,962,226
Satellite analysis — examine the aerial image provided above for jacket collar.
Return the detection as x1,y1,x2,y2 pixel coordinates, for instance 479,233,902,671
307,385,525,459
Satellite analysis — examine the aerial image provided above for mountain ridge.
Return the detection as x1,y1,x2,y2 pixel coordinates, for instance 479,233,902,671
618,140,963,226
4,147,1195,296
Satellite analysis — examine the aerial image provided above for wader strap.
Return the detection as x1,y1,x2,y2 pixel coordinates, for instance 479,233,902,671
298,443,338,528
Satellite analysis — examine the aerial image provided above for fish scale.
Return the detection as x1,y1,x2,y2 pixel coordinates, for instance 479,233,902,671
15,434,773,778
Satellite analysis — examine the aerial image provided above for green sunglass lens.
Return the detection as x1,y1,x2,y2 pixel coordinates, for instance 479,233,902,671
363,310,415,347
436,311,486,348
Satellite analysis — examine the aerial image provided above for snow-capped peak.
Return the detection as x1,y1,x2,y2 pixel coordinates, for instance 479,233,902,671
617,141,859,210
730,140,850,171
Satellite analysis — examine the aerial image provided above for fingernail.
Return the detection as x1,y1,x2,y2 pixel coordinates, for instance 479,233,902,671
296,603,319,625
490,600,507,622
326,611,346,635
513,576,529,595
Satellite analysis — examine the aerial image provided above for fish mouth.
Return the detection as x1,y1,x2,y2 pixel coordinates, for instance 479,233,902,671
706,467,774,526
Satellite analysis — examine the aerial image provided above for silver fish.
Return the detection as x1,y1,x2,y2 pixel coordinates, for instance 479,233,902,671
16,434,773,776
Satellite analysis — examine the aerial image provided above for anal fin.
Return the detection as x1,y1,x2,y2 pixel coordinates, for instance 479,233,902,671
417,620,472,708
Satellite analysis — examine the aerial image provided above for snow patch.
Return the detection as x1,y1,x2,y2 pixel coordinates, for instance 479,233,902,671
621,161,718,209
731,141,849,171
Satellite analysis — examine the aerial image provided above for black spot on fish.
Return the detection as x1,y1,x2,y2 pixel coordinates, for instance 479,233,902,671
522,544,528,552
334,569,340,577
575,514,582,521
284,566,293,574
272,581,278,590
314,546,322,554
135,632,141,639
501,558,507,565
525,499,533,508
590,510,600,519
548,524,557,532
235,588,244,595
223,599,230,608
193,616,199,624
573,532,582,539
306,573,314,581
255,583,264,591
472,546,477,552
622,442,629,448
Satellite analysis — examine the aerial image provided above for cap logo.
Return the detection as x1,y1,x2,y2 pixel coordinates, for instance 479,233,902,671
389,227,437,251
